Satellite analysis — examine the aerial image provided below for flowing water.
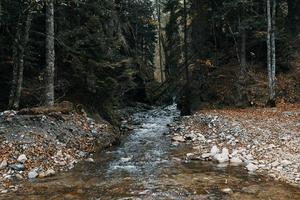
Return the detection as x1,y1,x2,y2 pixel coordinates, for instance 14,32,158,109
2,105,300,200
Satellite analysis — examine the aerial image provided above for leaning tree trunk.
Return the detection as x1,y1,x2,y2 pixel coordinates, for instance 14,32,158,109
9,12,32,109
45,0,55,106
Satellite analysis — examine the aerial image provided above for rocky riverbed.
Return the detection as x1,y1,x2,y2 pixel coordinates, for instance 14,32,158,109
169,104,300,186
0,102,121,194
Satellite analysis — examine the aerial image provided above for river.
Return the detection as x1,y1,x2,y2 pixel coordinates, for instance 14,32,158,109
1,104,300,199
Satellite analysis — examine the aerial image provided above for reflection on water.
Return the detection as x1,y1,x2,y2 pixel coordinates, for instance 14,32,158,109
1,104,300,200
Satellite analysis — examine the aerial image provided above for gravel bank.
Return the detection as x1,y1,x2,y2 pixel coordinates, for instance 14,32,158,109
0,103,121,193
169,104,300,186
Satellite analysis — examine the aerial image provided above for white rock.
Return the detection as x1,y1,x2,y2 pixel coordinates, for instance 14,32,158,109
17,154,27,163
201,153,211,159
197,134,206,141
281,160,292,167
28,170,38,179
56,150,63,157
221,188,233,194
45,169,56,177
214,147,230,163
271,161,280,167
230,150,238,157
186,153,195,158
246,163,258,172
172,136,185,142
230,157,243,165
3,174,12,180
214,149,230,163
0,160,8,169
15,174,23,180
210,145,220,157
85,158,95,162
214,153,229,163
258,164,267,169
268,144,276,149
244,154,253,161
222,148,229,156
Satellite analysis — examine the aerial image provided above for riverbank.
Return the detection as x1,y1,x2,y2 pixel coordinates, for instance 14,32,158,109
169,103,300,187
0,102,122,194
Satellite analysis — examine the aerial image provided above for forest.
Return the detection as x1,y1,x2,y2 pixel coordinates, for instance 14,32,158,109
0,0,299,116
0,0,300,199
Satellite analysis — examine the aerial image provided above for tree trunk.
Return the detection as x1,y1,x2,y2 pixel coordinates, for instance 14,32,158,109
45,0,55,106
267,0,276,106
8,12,32,109
0,2,2,24
240,6,247,78
240,27,247,78
271,0,276,102
181,0,191,115
183,0,189,86
287,0,300,34
267,0,272,103
157,0,164,83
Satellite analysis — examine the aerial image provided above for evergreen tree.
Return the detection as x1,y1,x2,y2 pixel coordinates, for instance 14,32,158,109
163,0,181,78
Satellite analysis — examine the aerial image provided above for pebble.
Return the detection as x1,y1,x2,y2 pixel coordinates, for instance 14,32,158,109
10,164,25,171
210,145,220,157
38,172,46,178
230,157,243,165
246,163,258,172
242,185,260,194
185,133,196,140
3,174,12,180
214,154,228,163
281,160,292,167
15,174,23,180
186,153,195,158
45,169,56,177
17,154,27,163
272,161,280,167
86,158,95,162
28,170,38,179
0,160,8,170
221,188,233,194
172,136,185,142
213,148,229,163
78,151,87,157
201,153,211,159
